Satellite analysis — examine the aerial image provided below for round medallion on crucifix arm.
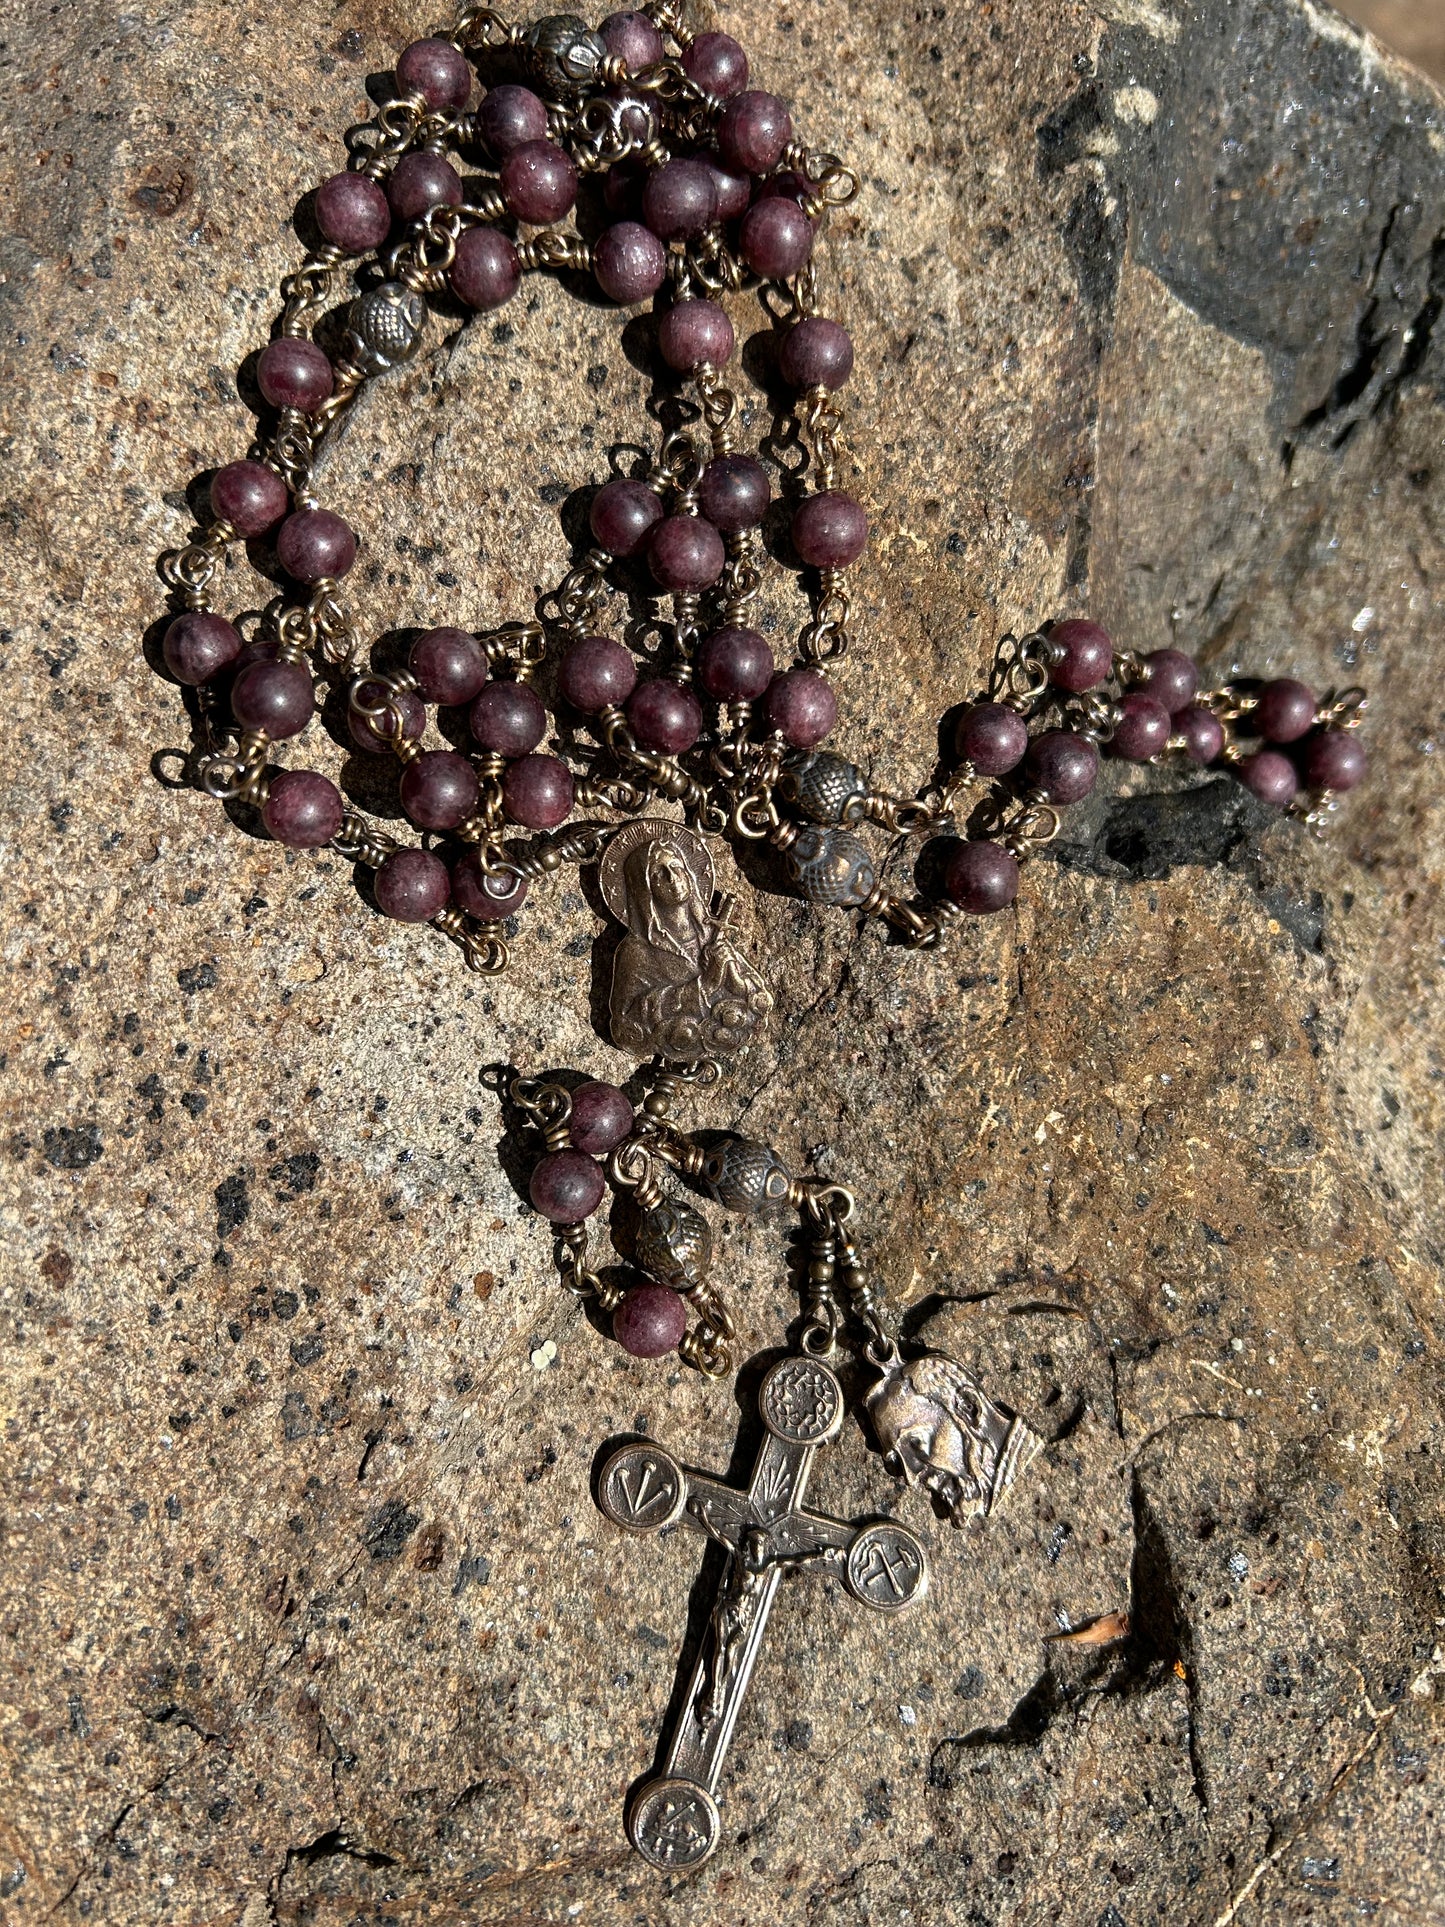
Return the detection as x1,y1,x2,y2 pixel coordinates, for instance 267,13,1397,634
844,1522,930,1611
597,1443,688,1533
758,1357,845,1445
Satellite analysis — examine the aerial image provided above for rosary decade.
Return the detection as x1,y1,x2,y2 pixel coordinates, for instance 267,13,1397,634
154,0,1370,1869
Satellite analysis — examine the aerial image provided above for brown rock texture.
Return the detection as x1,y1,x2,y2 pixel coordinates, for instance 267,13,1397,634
2,1,1444,1923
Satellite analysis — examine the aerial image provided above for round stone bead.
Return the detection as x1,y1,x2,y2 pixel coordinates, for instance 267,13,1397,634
211,459,288,538
700,1136,794,1213
1141,647,1199,714
163,612,241,686
256,337,333,413
568,1080,634,1154
777,749,867,824
593,221,667,304
477,83,549,158
314,172,392,253
626,678,703,753
683,31,749,97
501,140,577,224
375,847,450,922
1255,677,1317,744
786,825,875,906
642,157,718,241
1301,728,1367,792
276,508,356,583
530,1148,605,1224
1025,729,1100,804
1238,748,1300,806
647,515,725,591
396,37,472,111
558,633,638,712
386,150,463,223
702,154,751,221
698,454,770,531
451,850,529,921
399,749,480,831
765,667,837,747
943,839,1019,915
231,658,315,739
956,701,1028,776
589,477,664,556
1048,618,1114,694
409,626,488,706
602,158,646,218
657,298,735,371
779,316,854,390
470,680,547,757
739,195,814,279
600,9,664,69
449,225,520,309
614,1282,687,1358
349,679,426,754
262,769,344,849
1178,702,1225,766
502,752,574,829
718,90,793,173
791,490,868,569
1111,692,1173,761
696,626,774,701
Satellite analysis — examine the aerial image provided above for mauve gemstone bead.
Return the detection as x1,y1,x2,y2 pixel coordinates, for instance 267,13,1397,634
657,298,735,371
451,849,529,921
956,700,1028,776
648,515,725,591
739,195,814,280
697,626,774,701
450,225,520,309
211,459,289,538
792,490,868,569
590,477,664,556
1238,748,1299,806
1178,703,1225,765
1025,729,1099,804
315,171,392,253
503,752,574,829
1255,677,1317,744
1301,728,1367,792
529,1148,605,1223
349,679,426,754
765,668,837,747
943,839,1020,915
593,221,667,304
1111,692,1173,761
558,633,638,712
374,847,450,922
627,678,703,753
386,150,463,224
614,1282,687,1357
718,90,792,173
501,140,577,224
1048,618,1113,693
409,627,488,706
163,612,241,686
699,454,770,531
399,749,480,831
256,337,333,414
262,768,344,849
683,31,749,97
755,169,815,218
276,508,356,584
779,316,854,390
603,158,646,218
600,9,664,69
471,680,547,757
642,157,718,241
702,154,751,221
231,658,315,740
569,1080,634,1154
1141,647,1199,715
396,37,472,111
478,84,549,158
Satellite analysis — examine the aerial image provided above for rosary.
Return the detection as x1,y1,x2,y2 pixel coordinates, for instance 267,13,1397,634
155,2,1370,1872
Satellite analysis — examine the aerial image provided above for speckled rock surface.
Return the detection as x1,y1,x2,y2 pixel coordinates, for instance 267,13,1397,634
2,1,1444,1923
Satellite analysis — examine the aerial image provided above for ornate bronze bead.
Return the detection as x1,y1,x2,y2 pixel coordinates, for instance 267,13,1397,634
777,750,867,826
635,1197,713,1290
784,825,876,907
700,1136,794,1215
524,13,607,90
347,283,426,375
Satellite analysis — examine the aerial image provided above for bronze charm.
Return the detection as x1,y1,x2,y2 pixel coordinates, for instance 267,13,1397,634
866,1351,1042,1524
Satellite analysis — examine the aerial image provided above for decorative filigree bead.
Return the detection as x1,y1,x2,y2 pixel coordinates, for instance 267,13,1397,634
347,282,426,375
635,1198,713,1289
784,826,876,907
524,13,607,91
777,750,867,826
701,1137,793,1214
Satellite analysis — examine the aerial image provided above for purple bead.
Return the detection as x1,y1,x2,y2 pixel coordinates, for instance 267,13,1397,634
696,626,774,701
942,839,1020,915
718,90,793,174
386,150,463,224
256,338,333,414
657,298,735,372
477,84,549,159
602,158,646,218
1111,692,1172,762
558,634,638,712
502,753,574,829
1140,647,1199,715
648,515,725,591
765,668,837,747
395,37,472,111
501,140,577,225
600,9,665,69
754,170,816,220
955,701,1028,776
529,1148,605,1223
1255,678,1317,744
262,769,344,849
450,225,520,310
276,508,356,584
614,1282,687,1357
231,658,315,740
739,195,813,280
1048,618,1114,694
1025,729,1099,804
1178,703,1225,766
163,612,241,686
626,678,703,753
399,749,481,831
1238,749,1300,807
702,154,751,221
1301,729,1367,792
779,317,853,390
315,172,393,253
791,491,868,569
589,477,664,556
210,460,289,538
349,679,426,754
593,221,667,304
470,680,547,757
569,1080,634,1154
451,850,529,921
409,627,488,706
683,31,749,97
374,847,450,922
642,157,718,241
698,454,770,532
